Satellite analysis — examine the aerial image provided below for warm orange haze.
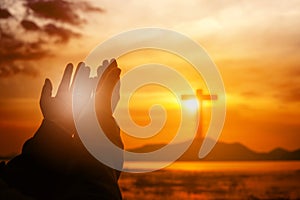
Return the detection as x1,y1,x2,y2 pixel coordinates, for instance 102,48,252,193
1,0,300,199
1,0,299,155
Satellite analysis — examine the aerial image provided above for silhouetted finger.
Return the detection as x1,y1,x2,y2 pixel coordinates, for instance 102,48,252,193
102,59,109,68
97,59,110,77
74,64,93,105
57,63,73,97
97,67,121,115
95,67,122,149
40,78,53,114
97,59,118,91
103,68,121,96
97,59,117,78
71,62,85,91
77,65,90,82
110,59,120,109
111,80,120,111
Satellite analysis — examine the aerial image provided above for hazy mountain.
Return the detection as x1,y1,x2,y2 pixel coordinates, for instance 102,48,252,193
127,139,300,161
1,140,299,162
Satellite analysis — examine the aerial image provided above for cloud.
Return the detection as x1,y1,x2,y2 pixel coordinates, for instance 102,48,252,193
0,0,104,78
0,63,39,77
233,65,300,105
43,23,80,43
24,0,104,25
78,2,104,13
19,19,80,43
0,32,47,61
20,19,40,31
272,68,300,103
0,27,48,77
0,8,12,19
275,87,300,103
25,0,82,25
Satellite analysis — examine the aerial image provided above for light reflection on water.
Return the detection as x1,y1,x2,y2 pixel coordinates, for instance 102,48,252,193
124,161,300,172
120,161,300,199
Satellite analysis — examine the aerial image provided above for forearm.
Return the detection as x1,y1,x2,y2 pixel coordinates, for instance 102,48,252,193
22,119,76,173
20,119,123,199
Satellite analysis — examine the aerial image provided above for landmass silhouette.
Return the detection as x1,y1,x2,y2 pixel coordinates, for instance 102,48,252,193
3,140,299,162
127,139,300,161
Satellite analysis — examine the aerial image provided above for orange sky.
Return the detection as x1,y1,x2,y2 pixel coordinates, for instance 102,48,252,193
1,0,300,156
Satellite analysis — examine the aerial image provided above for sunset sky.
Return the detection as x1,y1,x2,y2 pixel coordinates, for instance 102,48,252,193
1,0,300,156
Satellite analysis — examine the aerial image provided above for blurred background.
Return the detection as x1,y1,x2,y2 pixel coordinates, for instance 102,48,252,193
1,0,300,199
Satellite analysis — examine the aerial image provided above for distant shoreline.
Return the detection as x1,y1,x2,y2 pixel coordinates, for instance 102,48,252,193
2,140,300,162
126,140,300,161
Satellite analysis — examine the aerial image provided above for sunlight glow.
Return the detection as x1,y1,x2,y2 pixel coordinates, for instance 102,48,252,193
183,99,198,113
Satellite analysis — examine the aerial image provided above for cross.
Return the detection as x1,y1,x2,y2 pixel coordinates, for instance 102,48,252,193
182,89,218,139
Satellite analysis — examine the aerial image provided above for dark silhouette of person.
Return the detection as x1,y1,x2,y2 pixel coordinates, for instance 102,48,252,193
0,59,124,199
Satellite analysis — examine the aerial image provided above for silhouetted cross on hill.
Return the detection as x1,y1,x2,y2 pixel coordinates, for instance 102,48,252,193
182,89,218,139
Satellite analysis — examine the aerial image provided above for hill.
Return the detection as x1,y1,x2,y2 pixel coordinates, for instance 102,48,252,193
126,139,300,161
